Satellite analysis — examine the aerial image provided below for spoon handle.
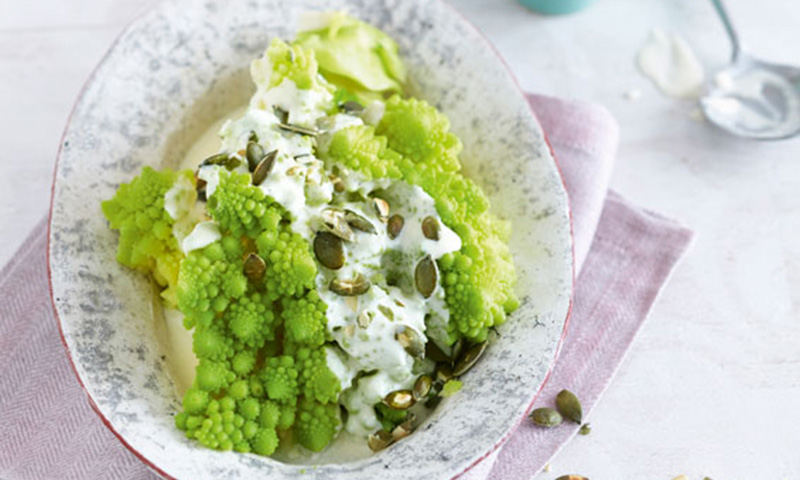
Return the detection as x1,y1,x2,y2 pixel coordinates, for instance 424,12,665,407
710,0,742,62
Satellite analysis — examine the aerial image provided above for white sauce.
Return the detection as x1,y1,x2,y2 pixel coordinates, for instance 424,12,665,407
181,221,222,253
637,28,705,99
701,68,800,139
163,308,198,395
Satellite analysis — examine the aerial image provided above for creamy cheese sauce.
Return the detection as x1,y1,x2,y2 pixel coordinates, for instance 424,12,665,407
160,64,460,463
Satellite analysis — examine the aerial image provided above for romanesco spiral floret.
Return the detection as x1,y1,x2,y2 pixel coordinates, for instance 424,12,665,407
176,236,248,328
295,398,340,452
260,355,299,403
294,347,341,404
101,167,191,292
281,291,328,347
225,292,276,348
376,95,462,173
255,228,317,297
207,170,283,239
264,38,331,92
320,125,403,180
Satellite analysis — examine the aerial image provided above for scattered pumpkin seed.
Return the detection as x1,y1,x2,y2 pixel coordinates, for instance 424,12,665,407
391,419,413,441
252,150,277,186
377,304,394,321
197,188,207,202
278,122,318,136
201,152,230,167
246,141,264,171
421,216,440,240
340,100,364,114
395,327,425,358
357,311,373,329
314,232,345,270
329,175,345,193
248,130,258,143
273,107,289,124
425,394,442,409
387,214,404,239
579,423,591,436
345,210,376,234
345,296,359,312
243,253,266,283
425,341,450,363
414,254,437,298
329,273,371,296
453,341,487,376
320,208,354,241
367,430,394,452
413,375,433,401
383,390,415,410
450,338,464,364
224,156,241,171
435,363,454,383
556,389,583,424
555,476,589,480
372,197,390,221
530,407,562,428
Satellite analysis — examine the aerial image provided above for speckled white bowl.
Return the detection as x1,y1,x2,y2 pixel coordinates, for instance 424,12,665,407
48,0,573,478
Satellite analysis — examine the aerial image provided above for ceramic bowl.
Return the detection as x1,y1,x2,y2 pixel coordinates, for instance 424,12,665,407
48,0,573,478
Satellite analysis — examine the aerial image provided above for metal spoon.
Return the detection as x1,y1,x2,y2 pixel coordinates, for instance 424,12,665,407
700,0,800,140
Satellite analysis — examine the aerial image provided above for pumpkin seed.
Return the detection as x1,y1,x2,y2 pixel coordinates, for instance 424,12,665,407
425,341,450,363
383,390,415,410
201,152,230,167
345,210,376,234
413,375,433,401
453,341,487,376
243,253,266,283
395,327,425,358
450,338,464,364
367,430,393,452
530,407,562,428
321,208,354,241
286,166,303,177
329,273,371,296
246,141,264,172
329,175,345,193
435,363,454,383
197,188,207,202
579,423,591,436
224,156,241,171
555,389,583,424
340,100,364,114
248,130,258,143
387,214,404,239
252,150,277,186
314,232,345,270
391,419,413,441
278,122,318,136
377,304,394,321
372,197,390,221
273,107,289,124
357,311,373,329
414,255,437,298
425,394,442,409
555,476,589,480
421,216,440,241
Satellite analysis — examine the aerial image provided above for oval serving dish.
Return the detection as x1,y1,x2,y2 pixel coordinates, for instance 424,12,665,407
48,0,573,478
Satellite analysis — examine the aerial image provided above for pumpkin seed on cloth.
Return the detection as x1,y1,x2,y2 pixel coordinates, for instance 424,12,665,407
530,407,563,427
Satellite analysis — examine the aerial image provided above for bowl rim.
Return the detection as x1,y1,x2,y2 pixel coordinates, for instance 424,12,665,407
46,1,576,478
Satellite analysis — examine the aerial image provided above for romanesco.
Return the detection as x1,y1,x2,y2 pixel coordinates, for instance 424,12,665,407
207,170,283,239
255,227,317,298
319,125,403,181
101,167,192,295
295,398,340,452
262,38,332,92
260,355,299,403
294,347,340,404
281,291,328,347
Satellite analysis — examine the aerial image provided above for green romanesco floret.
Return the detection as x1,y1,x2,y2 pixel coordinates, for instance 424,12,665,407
101,167,192,296
207,169,284,239
295,398,340,452
176,236,248,328
376,95,462,173
319,125,403,181
225,292,276,348
262,38,332,92
260,355,299,403
281,291,328,347
255,227,317,298
294,347,341,404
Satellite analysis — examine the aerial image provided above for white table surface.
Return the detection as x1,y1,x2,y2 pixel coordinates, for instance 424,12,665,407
2,0,799,478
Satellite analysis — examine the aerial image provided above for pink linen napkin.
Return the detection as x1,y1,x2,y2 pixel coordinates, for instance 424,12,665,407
0,94,693,480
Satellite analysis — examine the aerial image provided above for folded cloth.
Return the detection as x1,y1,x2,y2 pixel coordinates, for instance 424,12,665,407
0,94,693,480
